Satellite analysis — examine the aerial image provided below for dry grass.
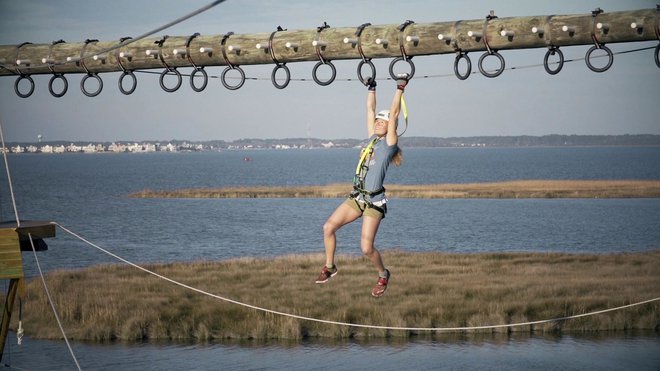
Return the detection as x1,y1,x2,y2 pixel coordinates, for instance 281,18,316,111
5,251,659,341
129,180,660,199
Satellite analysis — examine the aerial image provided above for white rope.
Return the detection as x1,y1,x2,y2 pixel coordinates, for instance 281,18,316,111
55,222,660,332
0,121,20,226
28,233,82,371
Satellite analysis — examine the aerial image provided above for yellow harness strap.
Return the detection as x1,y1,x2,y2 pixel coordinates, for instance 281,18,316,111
355,136,378,178
398,93,409,136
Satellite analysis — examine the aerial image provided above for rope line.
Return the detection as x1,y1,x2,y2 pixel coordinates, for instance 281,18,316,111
27,233,82,371
55,222,659,332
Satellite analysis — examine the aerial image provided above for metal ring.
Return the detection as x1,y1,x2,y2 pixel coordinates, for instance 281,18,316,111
478,51,505,78
80,73,103,97
312,60,336,86
654,43,659,68
118,70,137,95
271,64,290,89
190,66,208,92
543,47,564,75
388,57,415,80
48,74,68,97
357,60,376,83
14,75,35,98
159,68,182,93
585,44,613,73
221,66,246,90
453,53,472,80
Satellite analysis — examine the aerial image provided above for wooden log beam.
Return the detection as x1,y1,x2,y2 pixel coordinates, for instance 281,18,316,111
0,8,657,76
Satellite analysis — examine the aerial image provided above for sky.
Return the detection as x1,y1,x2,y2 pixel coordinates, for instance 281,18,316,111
0,0,658,142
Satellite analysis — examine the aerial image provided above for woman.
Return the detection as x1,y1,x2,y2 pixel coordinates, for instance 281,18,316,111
315,74,408,298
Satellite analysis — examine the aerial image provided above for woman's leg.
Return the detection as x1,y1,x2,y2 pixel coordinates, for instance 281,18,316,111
323,201,362,267
360,215,385,273
362,214,390,297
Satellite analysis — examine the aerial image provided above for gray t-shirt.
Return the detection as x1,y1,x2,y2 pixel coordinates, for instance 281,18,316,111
360,134,398,203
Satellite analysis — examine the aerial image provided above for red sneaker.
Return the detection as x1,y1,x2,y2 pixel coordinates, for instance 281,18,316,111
371,269,390,297
315,265,338,284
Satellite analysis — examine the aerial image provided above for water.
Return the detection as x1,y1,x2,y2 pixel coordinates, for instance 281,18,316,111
1,146,659,369
3,331,659,370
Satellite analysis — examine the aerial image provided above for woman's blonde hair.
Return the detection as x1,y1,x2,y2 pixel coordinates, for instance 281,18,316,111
391,147,402,166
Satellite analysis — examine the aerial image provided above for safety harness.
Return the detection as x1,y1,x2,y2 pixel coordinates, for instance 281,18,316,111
350,136,387,217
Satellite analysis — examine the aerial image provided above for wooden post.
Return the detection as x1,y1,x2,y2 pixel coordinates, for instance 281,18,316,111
0,279,20,362
0,221,55,362
0,8,656,76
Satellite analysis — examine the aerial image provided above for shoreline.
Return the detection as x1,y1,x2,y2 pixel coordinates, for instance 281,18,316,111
9,250,660,341
130,179,660,199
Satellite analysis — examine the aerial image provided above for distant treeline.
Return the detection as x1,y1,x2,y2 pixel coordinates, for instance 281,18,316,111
8,134,660,149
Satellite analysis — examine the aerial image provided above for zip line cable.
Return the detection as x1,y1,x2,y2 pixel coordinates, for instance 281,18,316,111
55,222,660,333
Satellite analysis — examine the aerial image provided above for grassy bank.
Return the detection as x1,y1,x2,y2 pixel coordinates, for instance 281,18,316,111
129,180,660,199
6,251,659,341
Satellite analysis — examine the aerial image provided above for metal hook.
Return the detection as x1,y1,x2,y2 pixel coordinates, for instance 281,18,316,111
268,27,291,89
449,20,471,80
351,22,375,83
477,12,505,78
43,39,69,97
389,20,416,80
543,46,564,75
155,35,182,93
312,21,336,86
80,39,103,97
586,8,614,72
220,31,246,90
185,32,207,92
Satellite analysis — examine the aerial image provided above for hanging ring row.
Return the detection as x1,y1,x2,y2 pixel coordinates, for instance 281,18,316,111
8,13,659,97
312,22,336,86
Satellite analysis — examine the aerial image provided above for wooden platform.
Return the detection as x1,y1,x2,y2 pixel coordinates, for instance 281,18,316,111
0,220,54,280
0,220,55,250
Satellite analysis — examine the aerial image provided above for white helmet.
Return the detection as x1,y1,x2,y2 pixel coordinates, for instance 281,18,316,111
375,110,390,121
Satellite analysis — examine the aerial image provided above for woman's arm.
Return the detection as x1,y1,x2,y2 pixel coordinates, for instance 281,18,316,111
366,79,377,137
386,75,408,146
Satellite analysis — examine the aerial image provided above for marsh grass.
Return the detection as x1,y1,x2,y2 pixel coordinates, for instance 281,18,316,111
129,180,660,199
5,251,659,341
